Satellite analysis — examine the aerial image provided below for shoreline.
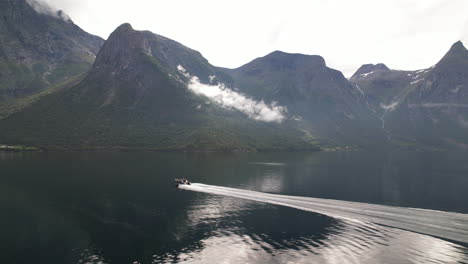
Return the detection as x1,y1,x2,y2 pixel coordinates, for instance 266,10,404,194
0,144,322,153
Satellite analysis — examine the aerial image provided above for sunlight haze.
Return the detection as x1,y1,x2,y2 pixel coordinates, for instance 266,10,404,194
29,0,468,76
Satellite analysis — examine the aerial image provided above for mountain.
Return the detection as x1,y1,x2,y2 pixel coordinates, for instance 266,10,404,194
351,41,468,149
0,23,318,151
224,51,386,146
2,0,464,151
0,0,104,101
349,64,415,117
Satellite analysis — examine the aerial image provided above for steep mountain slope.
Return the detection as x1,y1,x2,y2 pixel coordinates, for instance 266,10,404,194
352,41,468,148
224,51,385,146
0,24,318,151
0,0,104,101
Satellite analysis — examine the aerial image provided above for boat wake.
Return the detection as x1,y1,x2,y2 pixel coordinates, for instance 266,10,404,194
179,183,468,245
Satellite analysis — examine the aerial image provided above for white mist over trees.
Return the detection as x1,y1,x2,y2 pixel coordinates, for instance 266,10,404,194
26,0,71,21
178,65,287,123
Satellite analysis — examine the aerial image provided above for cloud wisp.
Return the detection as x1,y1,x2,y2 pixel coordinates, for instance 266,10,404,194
26,0,71,22
380,101,399,111
177,65,287,123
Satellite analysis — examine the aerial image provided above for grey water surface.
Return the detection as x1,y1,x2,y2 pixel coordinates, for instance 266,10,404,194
1,150,468,264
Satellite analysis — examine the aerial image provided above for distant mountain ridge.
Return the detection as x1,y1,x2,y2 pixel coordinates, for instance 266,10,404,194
0,23,318,151
351,41,468,149
0,0,466,150
224,50,386,146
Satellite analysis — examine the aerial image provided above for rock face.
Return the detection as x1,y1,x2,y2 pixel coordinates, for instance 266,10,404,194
225,51,385,146
351,41,468,148
0,24,318,151
0,0,104,100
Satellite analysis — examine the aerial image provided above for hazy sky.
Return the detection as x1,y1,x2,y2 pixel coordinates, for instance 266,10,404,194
40,0,468,76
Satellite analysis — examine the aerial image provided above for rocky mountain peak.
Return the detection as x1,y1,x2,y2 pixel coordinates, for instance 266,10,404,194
265,50,326,68
449,41,467,53
113,23,134,34
236,51,327,76
92,23,146,72
93,23,218,84
437,41,468,65
351,63,390,79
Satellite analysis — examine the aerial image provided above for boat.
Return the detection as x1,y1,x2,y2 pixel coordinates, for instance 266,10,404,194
175,178,191,187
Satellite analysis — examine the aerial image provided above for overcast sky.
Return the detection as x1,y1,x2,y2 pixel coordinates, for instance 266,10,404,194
41,0,468,76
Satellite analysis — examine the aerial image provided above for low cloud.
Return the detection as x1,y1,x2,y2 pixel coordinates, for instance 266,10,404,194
380,101,399,111
177,65,287,123
26,0,71,22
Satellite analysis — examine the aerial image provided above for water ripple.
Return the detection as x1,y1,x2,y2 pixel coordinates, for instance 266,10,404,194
171,183,468,264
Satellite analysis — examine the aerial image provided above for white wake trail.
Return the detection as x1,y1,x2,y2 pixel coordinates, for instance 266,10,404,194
179,183,468,244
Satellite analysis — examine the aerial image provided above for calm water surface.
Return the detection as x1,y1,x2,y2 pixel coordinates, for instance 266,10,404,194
1,150,468,264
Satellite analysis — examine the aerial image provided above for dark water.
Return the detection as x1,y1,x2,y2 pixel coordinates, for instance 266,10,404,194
1,150,468,264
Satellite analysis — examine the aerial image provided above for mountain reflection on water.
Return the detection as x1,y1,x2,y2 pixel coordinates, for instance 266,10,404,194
1,150,468,264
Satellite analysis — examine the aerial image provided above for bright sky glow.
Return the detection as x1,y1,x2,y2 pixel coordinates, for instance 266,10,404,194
39,0,468,76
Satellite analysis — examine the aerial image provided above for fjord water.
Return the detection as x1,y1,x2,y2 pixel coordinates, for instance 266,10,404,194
1,151,468,264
